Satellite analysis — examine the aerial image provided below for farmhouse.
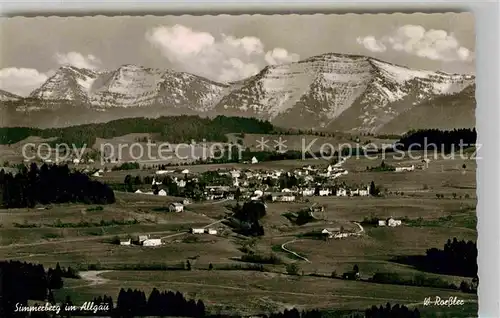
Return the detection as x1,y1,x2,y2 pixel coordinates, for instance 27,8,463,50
207,229,218,235
319,189,331,196
157,189,167,196
300,188,315,196
142,239,162,247
191,228,205,234
387,218,402,227
395,165,415,172
378,220,387,226
336,188,347,196
120,239,131,246
156,170,173,175
134,189,143,194
271,193,296,202
334,233,349,239
169,202,184,213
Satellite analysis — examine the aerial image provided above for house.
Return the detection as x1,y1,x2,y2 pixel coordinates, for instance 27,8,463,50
120,239,131,246
336,188,347,196
301,188,315,196
92,171,101,177
251,156,259,164
319,189,331,196
181,169,190,174
253,190,264,197
191,228,205,234
142,239,162,247
157,189,167,196
152,178,162,185
135,189,143,194
358,186,370,196
387,218,402,227
334,233,349,239
138,235,149,243
207,229,218,235
378,220,387,226
271,193,296,202
156,170,173,175
169,202,184,213
395,165,415,172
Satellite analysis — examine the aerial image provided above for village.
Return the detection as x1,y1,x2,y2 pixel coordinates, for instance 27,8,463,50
101,155,411,248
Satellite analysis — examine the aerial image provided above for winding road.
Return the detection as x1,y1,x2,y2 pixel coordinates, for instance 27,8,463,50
281,240,311,263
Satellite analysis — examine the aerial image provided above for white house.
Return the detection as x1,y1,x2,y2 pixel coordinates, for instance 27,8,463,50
271,193,296,202
142,239,162,247
387,218,402,227
191,228,205,234
92,171,101,177
301,188,315,196
120,239,131,246
169,202,184,213
378,220,387,226
181,169,190,174
395,165,415,172
135,189,143,194
207,229,218,235
319,189,331,196
358,186,370,196
156,170,173,175
334,233,349,239
254,190,264,197
336,189,347,196
138,235,149,243
251,156,259,164
158,189,167,196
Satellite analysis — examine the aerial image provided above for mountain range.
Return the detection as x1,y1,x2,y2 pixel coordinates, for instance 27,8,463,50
0,52,476,134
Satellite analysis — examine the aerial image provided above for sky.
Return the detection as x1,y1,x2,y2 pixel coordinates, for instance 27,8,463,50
0,13,475,96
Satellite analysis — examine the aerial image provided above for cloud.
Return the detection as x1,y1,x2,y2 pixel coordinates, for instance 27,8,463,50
356,25,474,62
265,48,301,65
54,52,102,70
0,67,49,96
356,36,387,53
146,24,300,82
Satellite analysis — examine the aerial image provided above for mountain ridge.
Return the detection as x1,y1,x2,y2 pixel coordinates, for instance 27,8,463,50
0,52,475,133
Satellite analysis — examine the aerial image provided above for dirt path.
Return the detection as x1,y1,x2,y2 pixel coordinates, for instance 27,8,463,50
69,270,112,289
281,240,311,263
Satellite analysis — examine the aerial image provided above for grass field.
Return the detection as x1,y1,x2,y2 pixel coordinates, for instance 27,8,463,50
0,145,478,317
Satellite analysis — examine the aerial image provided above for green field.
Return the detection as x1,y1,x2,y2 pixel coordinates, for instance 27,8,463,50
0,150,478,317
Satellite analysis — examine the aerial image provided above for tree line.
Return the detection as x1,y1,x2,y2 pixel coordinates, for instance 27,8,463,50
0,261,73,316
396,128,476,152
0,115,276,147
393,237,477,279
425,238,477,277
0,163,115,208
